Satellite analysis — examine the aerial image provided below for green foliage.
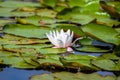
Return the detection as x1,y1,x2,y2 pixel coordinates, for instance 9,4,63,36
30,72,116,80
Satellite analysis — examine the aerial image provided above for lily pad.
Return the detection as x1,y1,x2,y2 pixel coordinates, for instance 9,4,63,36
82,23,120,45
91,59,120,71
30,72,116,80
17,16,56,26
0,19,15,27
75,45,110,53
79,37,93,45
0,1,40,8
60,54,98,70
3,44,66,55
40,0,57,8
0,7,15,17
3,24,52,38
0,34,49,45
36,9,57,18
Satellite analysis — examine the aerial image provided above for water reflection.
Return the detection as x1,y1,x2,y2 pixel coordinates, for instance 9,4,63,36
0,67,51,80
96,71,115,76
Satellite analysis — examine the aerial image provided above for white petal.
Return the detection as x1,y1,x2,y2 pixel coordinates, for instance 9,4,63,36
66,29,70,36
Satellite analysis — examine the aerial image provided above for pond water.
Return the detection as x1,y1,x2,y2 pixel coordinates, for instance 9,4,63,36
0,67,115,80
0,67,51,80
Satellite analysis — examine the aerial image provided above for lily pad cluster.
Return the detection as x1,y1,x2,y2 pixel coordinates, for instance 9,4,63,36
0,0,120,79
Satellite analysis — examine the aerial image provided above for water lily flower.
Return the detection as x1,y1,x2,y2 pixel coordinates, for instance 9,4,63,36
46,29,74,52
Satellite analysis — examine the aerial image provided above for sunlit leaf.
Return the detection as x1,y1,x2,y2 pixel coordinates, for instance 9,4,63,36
60,54,98,70
36,9,57,18
3,24,52,38
0,7,15,17
0,1,40,8
92,59,120,71
40,0,57,8
0,34,49,45
17,16,55,26
3,44,66,55
79,37,93,45
0,19,15,27
82,23,120,45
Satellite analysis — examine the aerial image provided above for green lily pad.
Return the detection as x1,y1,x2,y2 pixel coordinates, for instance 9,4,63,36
91,59,120,71
0,1,40,8
93,11,120,26
79,37,93,45
38,58,63,68
81,1,100,14
3,44,66,55
75,45,110,53
0,50,40,68
11,11,35,17
17,16,55,26
40,0,57,8
71,14,95,25
82,23,120,45
36,9,57,18
0,34,49,45
100,53,120,60
3,24,52,38
0,7,15,17
0,19,15,27
12,58,40,69
30,72,116,80
0,51,19,57
60,54,98,70
0,45,2,50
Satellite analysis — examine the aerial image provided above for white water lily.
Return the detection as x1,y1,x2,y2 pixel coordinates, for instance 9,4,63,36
46,29,74,52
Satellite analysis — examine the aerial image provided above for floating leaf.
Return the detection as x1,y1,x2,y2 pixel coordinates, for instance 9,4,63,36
79,37,93,45
92,59,120,71
3,24,52,38
11,11,35,17
0,7,15,17
3,44,66,55
30,72,116,80
100,53,120,60
0,1,40,8
17,16,55,26
0,34,49,45
40,0,57,8
75,45,110,53
36,9,57,18
60,54,98,70
82,23,120,45
0,19,15,27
